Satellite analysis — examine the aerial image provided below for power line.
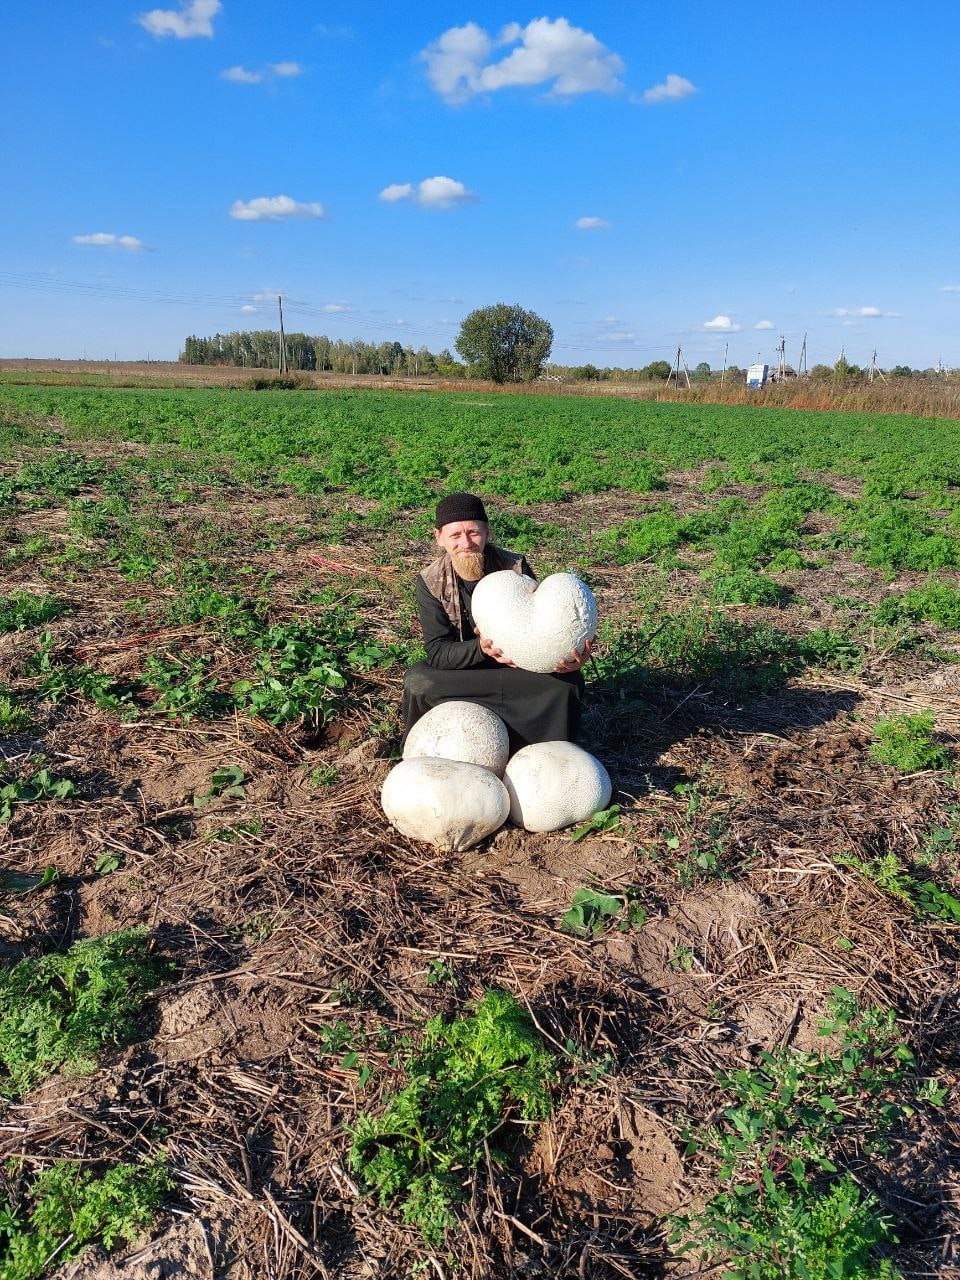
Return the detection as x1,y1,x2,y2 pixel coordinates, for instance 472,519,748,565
0,268,709,362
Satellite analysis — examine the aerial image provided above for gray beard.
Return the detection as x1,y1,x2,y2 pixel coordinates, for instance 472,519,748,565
451,550,485,581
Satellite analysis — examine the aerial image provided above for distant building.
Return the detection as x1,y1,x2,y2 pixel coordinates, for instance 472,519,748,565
746,362,769,389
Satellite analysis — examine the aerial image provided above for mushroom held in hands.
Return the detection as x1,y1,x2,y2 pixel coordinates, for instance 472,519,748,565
402,701,510,776
381,757,510,851
470,572,597,673
503,741,612,833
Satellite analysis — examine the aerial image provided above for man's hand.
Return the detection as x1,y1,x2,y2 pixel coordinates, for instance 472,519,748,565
553,638,593,674
476,630,518,667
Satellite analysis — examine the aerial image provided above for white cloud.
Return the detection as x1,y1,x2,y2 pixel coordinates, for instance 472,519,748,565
230,195,326,221
72,232,147,251
419,176,476,208
596,330,637,343
835,305,899,318
575,216,609,230
642,73,697,104
379,176,477,209
421,22,493,102
704,314,739,331
379,183,414,203
941,284,960,293
240,304,257,313
221,65,263,83
221,61,303,84
139,0,220,39
322,303,352,313
422,17,624,104
754,320,775,330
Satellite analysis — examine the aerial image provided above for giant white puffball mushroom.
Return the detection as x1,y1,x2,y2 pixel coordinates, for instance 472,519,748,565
381,757,510,851
470,572,597,673
503,741,612,833
402,701,510,776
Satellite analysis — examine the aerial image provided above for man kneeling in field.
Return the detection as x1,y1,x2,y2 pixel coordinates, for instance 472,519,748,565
401,492,590,748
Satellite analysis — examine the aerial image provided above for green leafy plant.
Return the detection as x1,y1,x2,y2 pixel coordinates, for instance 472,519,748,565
0,768,75,823
568,803,623,842
141,652,226,721
873,580,960,629
674,1172,901,1280
230,607,388,731
669,944,695,973
704,567,787,607
28,632,139,715
561,888,622,938
0,592,66,634
917,809,960,871
869,711,952,772
671,989,924,1279
206,818,262,842
836,850,960,922
0,687,33,734
426,957,456,986
349,990,557,1243
0,928,170,1097
307,764,339,787
0,1157,171,1280
193,764,246,807
15,452,105,500
0,866,57,895
561,885,646,938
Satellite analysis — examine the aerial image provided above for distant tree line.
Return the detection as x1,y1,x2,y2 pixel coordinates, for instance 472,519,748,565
181,332,954,385
180,331,461,376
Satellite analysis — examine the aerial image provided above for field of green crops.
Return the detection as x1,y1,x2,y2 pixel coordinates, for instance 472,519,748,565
1,381,958,1280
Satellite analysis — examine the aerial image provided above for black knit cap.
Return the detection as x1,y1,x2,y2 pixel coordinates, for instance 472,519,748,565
435,492,489,529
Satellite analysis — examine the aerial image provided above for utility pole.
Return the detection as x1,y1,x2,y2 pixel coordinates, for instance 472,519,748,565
277,295,288,375
776,334,786,381
798,333,808,378
669,346,691,389
721,341,728,386
868,350,886,383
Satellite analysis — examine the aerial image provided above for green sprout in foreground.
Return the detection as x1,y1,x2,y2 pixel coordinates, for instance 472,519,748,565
670,989,933,1279
0,928,171,1097
349,990,557,1243
869,710,952,773
0,1157,171,1280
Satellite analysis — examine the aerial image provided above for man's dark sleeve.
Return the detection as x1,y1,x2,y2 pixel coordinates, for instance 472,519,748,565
416,576,490,670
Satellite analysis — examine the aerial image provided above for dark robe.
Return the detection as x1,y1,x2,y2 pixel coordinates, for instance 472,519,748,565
401,545,585,749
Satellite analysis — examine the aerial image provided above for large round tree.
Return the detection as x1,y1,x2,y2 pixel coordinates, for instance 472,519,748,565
455,304,553,383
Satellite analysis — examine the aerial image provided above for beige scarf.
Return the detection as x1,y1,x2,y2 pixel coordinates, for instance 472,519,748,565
420,545,527,640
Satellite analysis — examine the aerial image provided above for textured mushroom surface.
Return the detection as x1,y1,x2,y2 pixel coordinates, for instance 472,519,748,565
402,701,509,776
503,740,612,833
381,757,510,851
470,571,597,673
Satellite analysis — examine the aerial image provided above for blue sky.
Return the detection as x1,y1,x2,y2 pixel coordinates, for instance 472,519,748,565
3,1,959,370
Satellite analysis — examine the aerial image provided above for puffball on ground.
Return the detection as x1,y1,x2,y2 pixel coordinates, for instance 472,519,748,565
381,757,510,851
503,741,612,833
470,572,597,673
402,701,509,776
